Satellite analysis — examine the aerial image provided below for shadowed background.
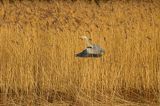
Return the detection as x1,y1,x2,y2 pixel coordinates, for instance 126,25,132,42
0,0,160,105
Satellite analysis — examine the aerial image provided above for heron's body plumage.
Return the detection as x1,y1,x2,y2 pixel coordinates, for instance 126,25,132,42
76,36,105,57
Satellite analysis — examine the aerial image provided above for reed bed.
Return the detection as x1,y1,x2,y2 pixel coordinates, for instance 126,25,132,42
0,0,160,105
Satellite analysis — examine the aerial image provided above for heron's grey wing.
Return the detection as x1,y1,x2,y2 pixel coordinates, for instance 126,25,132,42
87,44,101,54
94,45,105,53
76,49,103,57
76,44,104,57
76,49,89,57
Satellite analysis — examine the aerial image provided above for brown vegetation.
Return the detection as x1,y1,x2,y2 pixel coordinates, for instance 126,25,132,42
0,0,160,105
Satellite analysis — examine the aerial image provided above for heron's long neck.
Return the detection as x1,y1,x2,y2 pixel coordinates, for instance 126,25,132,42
85,39,92,47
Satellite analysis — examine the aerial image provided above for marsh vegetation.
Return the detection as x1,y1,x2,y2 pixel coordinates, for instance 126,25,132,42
0,0,160,105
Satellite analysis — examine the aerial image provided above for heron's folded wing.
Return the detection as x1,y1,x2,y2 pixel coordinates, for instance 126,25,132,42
76,49,89,57
76,49,102,57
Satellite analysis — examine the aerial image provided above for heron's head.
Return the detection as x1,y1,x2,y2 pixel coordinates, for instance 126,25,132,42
80,36,92,41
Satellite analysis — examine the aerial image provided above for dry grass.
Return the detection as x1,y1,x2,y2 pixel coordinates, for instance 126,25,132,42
0,0,160,105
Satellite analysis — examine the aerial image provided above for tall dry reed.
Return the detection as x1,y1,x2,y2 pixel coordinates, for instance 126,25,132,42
0,0,160,105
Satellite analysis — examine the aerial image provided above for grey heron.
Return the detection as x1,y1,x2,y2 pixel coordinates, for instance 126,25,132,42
76,36,105,57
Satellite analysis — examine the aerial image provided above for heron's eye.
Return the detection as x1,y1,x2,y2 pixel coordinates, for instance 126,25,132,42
87,46,92,48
